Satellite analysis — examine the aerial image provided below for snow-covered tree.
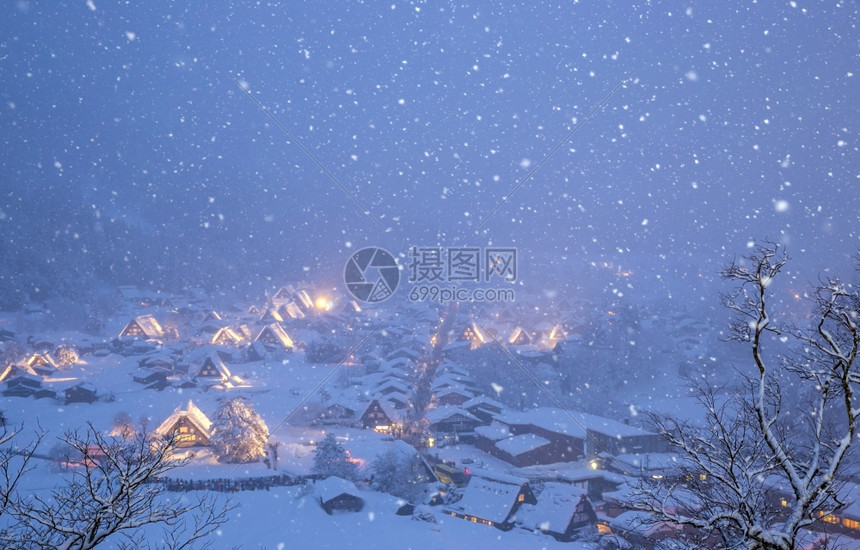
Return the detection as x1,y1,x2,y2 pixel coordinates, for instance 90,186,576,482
54,344,79,369
0,424,42,520
2,423,233,550
312,433,358,480
370,448,432,502
109,411,137,440
635,244,859,550
210,398,269,464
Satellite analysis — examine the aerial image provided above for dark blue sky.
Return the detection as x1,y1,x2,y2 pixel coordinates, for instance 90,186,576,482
1,1,857,302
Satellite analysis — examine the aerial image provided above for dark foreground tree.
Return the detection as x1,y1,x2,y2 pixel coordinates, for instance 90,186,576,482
635,244,858,549
1,423,234,550
210,397,270,464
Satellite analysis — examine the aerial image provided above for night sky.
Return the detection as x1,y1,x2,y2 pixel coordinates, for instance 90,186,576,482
1,1,857,303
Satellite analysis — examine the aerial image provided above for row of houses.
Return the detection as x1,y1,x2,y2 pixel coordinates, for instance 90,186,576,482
455,320,568,351
440,468,597,542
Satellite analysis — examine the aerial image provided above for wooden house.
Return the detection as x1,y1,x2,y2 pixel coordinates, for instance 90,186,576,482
64,382,98,405
425,406,481,441
154,400,212,447
132,368,169,386
314,401,360,426
491,409,587,465
463,396,506,424
271,285,296,305
548,324,567,341
277,301,305,320
194,354,232,384
434,387,476,407
119,315,165,341
257,308,284,324
458,321,491,348
202,310,223,323
517,483,597,542
494,434,553,467
508,326,532,346
139,352,176,372
3,373,45,398
316,477,364,514
26,351,58,372
254,323,294,350
211,327,244,346
360,399,402,434
443,470,536,530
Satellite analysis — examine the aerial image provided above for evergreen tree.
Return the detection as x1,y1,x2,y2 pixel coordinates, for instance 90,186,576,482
210,398,269,464
312,433,358,480
370,449,431,502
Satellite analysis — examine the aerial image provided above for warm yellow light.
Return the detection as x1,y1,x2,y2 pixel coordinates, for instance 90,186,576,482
589,460,599,470
315,297,330,310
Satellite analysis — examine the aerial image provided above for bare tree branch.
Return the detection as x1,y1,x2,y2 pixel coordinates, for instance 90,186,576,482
634,243,859,550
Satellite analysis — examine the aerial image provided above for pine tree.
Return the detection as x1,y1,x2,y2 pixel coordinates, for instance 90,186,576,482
210,398,270,464
312,433,358,480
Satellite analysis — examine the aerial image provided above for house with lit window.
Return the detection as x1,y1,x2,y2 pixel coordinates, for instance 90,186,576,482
425,406,482,442
508,326,532,346
193,354,232,384
458,321,491,348
517,482,597,542
211,326,244,346
254,323,294,350
118,314,165,341
154,400,212,448
360,399,402,434
443,469,536,530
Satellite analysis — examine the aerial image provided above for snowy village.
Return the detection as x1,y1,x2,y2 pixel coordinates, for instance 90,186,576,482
1,267,859,549
2,1,857,549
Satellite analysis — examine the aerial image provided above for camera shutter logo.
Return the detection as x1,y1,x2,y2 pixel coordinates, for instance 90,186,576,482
344,247,400,303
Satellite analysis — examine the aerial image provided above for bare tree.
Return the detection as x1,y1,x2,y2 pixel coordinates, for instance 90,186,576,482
0,424,43,522
2,423,234,550
635,244,859,550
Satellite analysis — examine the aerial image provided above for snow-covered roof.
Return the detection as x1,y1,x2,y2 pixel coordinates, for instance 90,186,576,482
425,405,479,424
155,400,212,438
495,434,551,456
494,408,588,439
254,323,294,348
374,379,411,394
434,386,475,399
462,395,506,412
446,473,527,524
516,482,588,533
316,476,362,502
120,314,164,339
211,326,243,345
379,356,416,371
474,422,512,442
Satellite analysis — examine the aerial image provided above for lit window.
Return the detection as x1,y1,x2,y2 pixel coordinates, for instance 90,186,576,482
842,518,860,530
518,494,525,502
